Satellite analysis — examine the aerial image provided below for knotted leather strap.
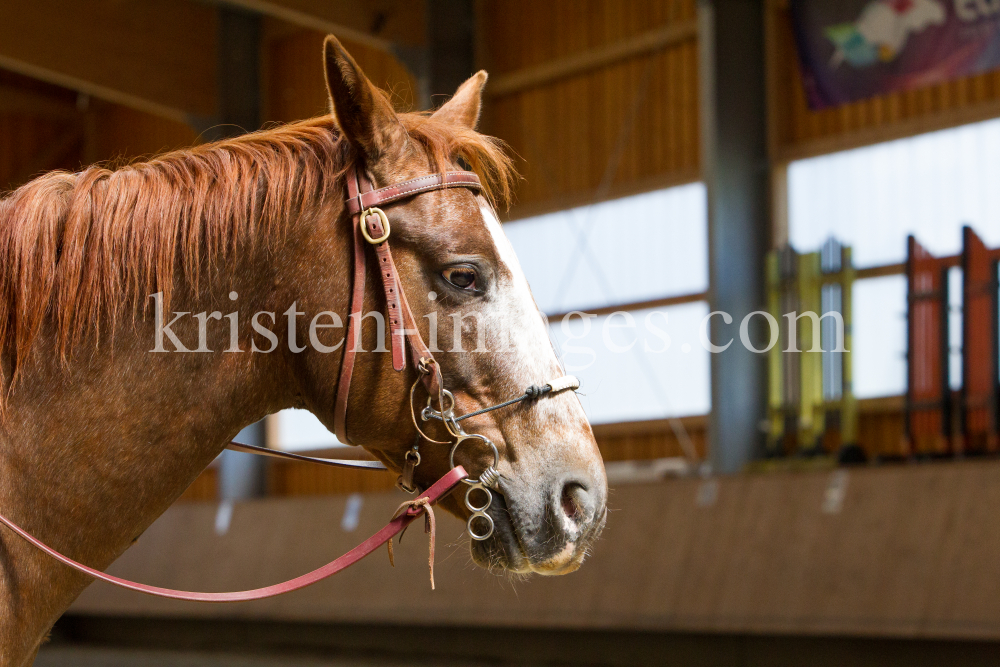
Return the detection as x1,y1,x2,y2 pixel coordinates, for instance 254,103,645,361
386,497,437,589
0,466,467,602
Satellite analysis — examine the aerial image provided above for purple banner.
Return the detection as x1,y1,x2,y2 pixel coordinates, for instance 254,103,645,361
791,0,1000,109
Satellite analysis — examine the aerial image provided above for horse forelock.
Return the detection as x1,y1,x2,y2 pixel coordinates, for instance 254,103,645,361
0,104,515,399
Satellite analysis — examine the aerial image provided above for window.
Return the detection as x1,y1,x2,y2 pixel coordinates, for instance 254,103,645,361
548,303,711,423
504,183,708,314
788,117,1000,398
789,117,1000,266
508,183,710,424
851,275,906,398
272,409,340,451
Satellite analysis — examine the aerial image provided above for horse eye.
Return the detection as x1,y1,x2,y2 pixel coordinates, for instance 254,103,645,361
443,267,477,290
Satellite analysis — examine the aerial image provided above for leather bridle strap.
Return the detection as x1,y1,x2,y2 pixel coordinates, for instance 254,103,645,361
344,172,483,215
0,466,467,602
334,165,481,444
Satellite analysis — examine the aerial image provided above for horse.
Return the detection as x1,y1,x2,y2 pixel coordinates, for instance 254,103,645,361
0,36,607,665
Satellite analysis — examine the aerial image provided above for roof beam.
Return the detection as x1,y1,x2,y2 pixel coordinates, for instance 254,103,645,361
0,0,218,126
221,0,425,51
490,20,699,97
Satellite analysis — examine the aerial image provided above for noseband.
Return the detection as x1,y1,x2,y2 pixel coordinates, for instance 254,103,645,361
0,161,580,602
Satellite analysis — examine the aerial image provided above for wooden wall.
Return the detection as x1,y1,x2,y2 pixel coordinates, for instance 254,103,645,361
0,71,85,191
263,22,416,124
0,71,197,193
479,0,700,219
0,22,415,197
74,458,1000,642
767,0,1000,163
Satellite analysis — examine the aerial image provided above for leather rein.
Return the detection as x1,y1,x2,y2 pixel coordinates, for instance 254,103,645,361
0,162,578,601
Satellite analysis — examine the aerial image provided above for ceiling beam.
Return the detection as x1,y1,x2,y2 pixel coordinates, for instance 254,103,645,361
490,20,699,97
221,0,425,51
0,0,218,126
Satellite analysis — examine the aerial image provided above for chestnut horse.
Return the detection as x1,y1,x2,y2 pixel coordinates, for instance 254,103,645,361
0,37,607,664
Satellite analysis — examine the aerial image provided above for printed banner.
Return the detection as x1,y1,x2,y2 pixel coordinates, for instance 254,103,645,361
790,0,1000,109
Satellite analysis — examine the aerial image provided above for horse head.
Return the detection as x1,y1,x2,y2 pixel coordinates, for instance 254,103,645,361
293,37,608,575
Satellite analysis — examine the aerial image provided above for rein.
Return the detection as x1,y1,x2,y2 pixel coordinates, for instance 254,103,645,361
0,162,578,601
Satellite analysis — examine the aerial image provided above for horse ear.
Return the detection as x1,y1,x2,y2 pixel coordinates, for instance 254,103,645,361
431,71,487,130
323,35,400,161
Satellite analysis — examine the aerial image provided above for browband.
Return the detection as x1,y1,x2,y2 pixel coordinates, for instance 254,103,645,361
344,172,482,214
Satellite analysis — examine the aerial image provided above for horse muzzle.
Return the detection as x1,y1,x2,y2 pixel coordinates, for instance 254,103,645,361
471,466,607,575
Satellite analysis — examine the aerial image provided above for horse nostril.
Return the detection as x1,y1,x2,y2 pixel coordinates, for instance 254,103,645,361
559,480,592,526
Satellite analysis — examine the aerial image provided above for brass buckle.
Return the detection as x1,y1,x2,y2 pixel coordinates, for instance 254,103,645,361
359,207,390,244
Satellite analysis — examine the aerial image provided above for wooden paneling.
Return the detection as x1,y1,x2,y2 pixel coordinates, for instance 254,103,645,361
73,459,1000,641
268,456,397,496
594,415,707,461
858,396,907,460
177,468,218,502
0,113,81,192
768,0,1000,163
91,101,199,164
0,0,218,124
0,67,200,192
264,25,417,124
0,71,83,191
479,0,700,218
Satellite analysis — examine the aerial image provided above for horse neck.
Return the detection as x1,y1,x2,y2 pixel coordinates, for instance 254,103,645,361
0,199,347,653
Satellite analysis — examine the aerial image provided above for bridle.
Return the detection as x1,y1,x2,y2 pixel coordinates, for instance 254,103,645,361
0,160,579,601
334,162,579,540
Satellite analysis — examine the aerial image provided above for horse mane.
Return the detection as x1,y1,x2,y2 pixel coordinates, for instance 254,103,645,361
0,103,514,388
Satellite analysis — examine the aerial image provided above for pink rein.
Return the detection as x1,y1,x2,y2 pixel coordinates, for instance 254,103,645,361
0,466,467,602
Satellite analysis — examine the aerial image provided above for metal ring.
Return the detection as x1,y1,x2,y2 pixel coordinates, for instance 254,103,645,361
426,389,455,417
464,484,492,513
359,207,390,244
404,449,421,466
449,434,500,474
467,511,495,541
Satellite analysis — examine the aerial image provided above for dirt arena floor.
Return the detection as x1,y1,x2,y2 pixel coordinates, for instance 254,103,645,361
37,617,1000,667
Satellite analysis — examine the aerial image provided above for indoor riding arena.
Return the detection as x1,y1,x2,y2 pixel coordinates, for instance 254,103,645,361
7,0,1000,665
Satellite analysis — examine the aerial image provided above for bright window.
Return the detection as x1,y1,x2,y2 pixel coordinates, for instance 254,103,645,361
851,275,906,398
548,302,711,423
272,409,340,451
504,183,708,314
788,118,1000,399
789,117,1000,267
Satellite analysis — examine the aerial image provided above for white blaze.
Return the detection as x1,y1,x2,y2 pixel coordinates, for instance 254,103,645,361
477,200,589,441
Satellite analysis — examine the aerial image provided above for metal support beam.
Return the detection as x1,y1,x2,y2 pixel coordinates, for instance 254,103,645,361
426,0,475,108
214,6,268,501
701,0,770,474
